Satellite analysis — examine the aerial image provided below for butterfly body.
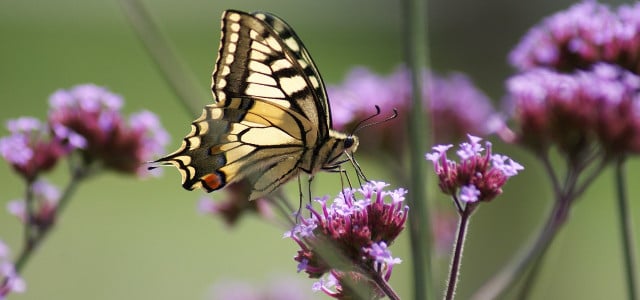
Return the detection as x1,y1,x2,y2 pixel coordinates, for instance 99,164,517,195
155,10,358,200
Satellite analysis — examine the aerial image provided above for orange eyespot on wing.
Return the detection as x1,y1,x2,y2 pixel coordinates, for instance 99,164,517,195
200,172,226,192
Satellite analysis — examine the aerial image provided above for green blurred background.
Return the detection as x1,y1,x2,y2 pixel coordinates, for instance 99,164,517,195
1,0,638,299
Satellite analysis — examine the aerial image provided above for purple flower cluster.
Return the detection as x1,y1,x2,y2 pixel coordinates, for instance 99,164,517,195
209,277,310,300
6,179,61,228
198,181,273,226
48,84,169,176
510,1,640,73
0,241,26,299
286,181,407,299
0,84,169,179
0,117,84,181
327,66,501,149
507,63,640,156
426,135,523,205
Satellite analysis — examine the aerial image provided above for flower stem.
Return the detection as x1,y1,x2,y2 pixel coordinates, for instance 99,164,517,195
614,157,638,300
119,0,207,117
400,0,433,298
370,270,401,300
471,193,571,299
445,206,472,300
23,179,36,251
14,166,87,273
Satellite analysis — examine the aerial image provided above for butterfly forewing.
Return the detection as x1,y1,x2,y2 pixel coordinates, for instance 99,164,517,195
213,10,331,141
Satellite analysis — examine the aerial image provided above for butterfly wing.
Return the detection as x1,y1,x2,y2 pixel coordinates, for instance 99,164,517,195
156,97,313,199
212,10,332,142
155,10,336,199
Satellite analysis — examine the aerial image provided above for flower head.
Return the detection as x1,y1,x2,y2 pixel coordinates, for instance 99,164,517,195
509,1,640,73
198,181,273,227
209,277,310,300
7,179,61,228
287,181,406,298
47,84,169,176
0,240,26,298
327,66,501,153
0,117,81,180
426,135,523,204
506,63,640,156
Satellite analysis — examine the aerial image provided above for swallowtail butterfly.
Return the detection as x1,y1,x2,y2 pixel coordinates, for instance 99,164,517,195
154,10,359,200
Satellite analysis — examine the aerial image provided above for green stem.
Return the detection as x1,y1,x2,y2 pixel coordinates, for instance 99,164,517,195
445,206,473,300
14,167,87,273
471,192,571,300
23,179,36,250
400,0,433,299
614,157,638,300
119,0,207,117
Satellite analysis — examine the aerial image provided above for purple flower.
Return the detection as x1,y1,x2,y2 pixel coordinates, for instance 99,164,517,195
208,277,311,300
198,181,273,227
0,241,26,298
7,179,61,227
363,241,402,280
0,117,73,180
509,1,640,73
506,63,640,156
328,66,501,153
48,84,169,176
426,135,523,204
288,181,406,298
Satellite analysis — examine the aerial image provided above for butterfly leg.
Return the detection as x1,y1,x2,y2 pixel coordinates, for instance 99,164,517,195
296,174,303,222
307,175,315,218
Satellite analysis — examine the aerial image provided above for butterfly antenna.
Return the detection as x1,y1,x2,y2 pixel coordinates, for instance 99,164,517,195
352,107,399,135
349,105,381,135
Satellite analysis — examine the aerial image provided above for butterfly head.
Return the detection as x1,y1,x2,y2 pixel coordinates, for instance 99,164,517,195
324,130,359,166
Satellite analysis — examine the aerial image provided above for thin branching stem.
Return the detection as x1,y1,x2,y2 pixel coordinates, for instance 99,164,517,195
14,165,88,273
119,0,207,118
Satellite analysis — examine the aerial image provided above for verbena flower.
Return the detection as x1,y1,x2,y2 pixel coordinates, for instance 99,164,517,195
426,135,523,205
7,179,61,228
506,63,640,157
328,66,501,150
312,271,384,299
47,84,169,176
509,1,640,73
286,181,406,299
198,182,273,226
209,277,310,300
0,117,83,181
0,240,26,298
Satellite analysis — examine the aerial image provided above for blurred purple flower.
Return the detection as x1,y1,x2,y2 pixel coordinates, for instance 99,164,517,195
0,117,79,180
506,63,640,156
509,1,640,73
7,179,60,227
48,84,169,176
328,66,501,152
198,181,273,227
426,135,523,204
209,277,311,300
0,240,26,298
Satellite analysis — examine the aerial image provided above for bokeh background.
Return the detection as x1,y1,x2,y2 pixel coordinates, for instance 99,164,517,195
1,0,639,299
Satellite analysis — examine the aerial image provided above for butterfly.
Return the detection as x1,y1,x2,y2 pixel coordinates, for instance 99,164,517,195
153,9,359,200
